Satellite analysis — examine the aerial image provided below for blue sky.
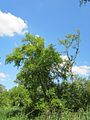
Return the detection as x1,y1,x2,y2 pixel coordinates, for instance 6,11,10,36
0,0,90,89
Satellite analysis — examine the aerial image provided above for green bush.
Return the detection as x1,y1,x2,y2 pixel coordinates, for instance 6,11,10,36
57,80,88,111
9,85,32,108
0,90,10,108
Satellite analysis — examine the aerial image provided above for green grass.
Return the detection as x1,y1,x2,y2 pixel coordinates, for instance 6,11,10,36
34,109,90,120
0,108,28,120
1,108,90,120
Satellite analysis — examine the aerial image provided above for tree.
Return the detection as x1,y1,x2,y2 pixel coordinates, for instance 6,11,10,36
5,33,62,104
59,31,80,82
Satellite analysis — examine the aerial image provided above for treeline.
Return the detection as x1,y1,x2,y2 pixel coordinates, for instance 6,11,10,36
0,32,90,119
1,77,90,118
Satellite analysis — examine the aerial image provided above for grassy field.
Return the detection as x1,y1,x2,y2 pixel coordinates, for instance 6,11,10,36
1,108,90,120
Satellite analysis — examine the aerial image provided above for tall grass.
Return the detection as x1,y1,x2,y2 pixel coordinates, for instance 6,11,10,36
0,108,28,120
1,107,90,120
34,108,90,120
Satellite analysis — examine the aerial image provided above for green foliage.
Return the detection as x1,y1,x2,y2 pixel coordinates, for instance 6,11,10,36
2,108,90,120
5,33,62,106
35,98,49,112
0,90,10,107
57,79,89,111
0,84,10,107
4,33,90,118
0,108,28,120
9,85,32,108
51,97,64,110
35,108,90,120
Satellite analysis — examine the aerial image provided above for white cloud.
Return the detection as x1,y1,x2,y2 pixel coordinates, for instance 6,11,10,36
59,55,68,67
61,55,90,76
0,11,28,36
61,55,68,61
35,34,40,38
72,66,90,76
0,72,8,81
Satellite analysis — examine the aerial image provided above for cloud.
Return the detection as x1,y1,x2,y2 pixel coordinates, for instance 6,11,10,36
0,72,8,81
61,56,90,76
72,66,90,76
35,34,40,38
0,11,28,36
61,55,68,61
